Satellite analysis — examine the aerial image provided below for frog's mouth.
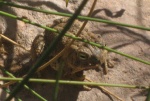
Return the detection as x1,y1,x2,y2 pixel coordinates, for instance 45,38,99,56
65,52,101,75
72,65,100,74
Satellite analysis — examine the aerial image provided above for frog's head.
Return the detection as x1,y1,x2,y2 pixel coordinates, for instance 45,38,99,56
66,43,103,72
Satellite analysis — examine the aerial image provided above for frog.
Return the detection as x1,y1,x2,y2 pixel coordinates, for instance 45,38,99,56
30,18,113,80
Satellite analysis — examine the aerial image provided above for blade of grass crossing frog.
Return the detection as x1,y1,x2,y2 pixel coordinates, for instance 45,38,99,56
52,0,89,101
53,61,64,101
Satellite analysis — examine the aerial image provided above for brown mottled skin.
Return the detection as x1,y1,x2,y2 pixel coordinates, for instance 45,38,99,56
31,18,113,80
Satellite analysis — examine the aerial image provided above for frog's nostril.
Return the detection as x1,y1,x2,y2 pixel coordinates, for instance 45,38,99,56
91,55,100,64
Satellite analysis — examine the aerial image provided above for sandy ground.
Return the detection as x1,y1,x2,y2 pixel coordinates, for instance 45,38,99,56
0,0,150,101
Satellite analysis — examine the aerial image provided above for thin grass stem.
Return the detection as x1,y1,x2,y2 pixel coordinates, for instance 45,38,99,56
1,1,150,31
0,77,149,89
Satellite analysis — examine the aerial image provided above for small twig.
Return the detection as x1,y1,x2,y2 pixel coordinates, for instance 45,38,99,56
0,34,29,52
85,78,124,101
0,81,16,88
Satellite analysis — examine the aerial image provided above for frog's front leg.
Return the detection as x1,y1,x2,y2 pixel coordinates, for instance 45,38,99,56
103,50,108,74
30,35,45,62
100,49,114,75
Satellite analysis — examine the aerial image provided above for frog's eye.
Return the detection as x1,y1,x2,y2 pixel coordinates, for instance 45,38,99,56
78,52,89,60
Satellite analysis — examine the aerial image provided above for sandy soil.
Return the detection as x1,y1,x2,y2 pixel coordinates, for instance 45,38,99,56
0,0,150,101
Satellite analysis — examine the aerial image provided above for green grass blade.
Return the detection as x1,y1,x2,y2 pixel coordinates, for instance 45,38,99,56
53,62,64,101
1,1,150,31
0,77,149,89
76,38,150,65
